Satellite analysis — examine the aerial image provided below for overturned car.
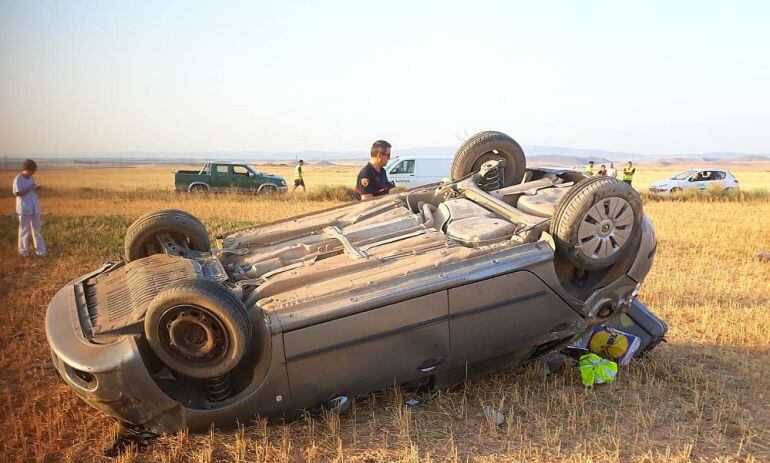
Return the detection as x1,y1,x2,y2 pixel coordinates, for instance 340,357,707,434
46,131,664,433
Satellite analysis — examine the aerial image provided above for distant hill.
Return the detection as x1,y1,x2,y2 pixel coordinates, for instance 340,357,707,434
524,145,643,162
527,155,614,166
4,146,769,166
733,155,770,162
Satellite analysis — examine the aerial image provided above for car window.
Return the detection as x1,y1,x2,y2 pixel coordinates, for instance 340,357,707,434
672,170,697,180
389,160,415,174
712,171,726,180
215,165,230,174
233,166,250,176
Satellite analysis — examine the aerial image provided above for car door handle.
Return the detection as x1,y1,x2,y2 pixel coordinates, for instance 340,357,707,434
417,357,444,372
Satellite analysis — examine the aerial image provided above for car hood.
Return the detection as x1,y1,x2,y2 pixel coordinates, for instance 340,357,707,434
261,174,285,182
650,180,679,189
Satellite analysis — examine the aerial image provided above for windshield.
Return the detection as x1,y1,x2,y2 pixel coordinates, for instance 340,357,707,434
384,158,399,172
671,169,697,180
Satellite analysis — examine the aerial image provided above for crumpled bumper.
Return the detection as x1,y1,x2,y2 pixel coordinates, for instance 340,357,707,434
46,270,293,433
46,277,182,430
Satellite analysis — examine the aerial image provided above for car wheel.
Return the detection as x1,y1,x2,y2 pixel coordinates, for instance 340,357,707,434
190,184,209,193
260,184,279,195
551,177,643,270
124,209,210,262
450,131,526,187
144,279,252,379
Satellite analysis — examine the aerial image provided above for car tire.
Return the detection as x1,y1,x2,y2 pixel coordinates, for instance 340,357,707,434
190,184,209,193
124,209,210,262
144,279,252,379
259,184,279,195
551,177,643,270
450,131,526,187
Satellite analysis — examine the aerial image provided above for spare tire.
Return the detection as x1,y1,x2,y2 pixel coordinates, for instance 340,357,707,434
550,177,643,270
144,279,252,379
450,131,526,187
125,209,210,262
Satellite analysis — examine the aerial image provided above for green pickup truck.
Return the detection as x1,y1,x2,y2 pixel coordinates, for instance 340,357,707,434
175,161,287,194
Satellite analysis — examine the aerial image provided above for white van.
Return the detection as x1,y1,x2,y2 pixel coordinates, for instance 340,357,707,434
385,156,453,189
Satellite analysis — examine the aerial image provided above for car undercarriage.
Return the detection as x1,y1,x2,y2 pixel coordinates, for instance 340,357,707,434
46,131,663,433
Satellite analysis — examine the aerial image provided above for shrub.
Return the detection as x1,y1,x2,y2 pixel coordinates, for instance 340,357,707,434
644,187,769,203
305,185,358,202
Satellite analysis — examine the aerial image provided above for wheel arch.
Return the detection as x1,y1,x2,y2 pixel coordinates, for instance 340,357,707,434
188,182,210,192
257,183,279,194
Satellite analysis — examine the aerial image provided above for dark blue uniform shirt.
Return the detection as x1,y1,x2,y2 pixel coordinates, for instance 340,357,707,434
356,163,393,199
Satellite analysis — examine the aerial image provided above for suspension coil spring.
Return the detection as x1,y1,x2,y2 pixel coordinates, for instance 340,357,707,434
478,160,505,191
207,374,232,402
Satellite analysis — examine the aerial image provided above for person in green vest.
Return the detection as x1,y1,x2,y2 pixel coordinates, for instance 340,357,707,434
584,160,595,176
293,159,306,193
622,161,636,185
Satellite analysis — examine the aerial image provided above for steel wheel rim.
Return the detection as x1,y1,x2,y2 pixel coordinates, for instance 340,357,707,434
159,304,229,366
577,197,634,260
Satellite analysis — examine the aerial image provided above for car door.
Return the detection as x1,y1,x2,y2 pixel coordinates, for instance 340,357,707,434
232,165,255,192
447,271,582,366
688,172,708,191
712,171,727,189
211,164,233,190
283,292,450,407
388,159,415,188
698,171,719,190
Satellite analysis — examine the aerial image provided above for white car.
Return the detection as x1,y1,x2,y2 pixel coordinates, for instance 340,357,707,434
648,168,739,196
385,156,453,189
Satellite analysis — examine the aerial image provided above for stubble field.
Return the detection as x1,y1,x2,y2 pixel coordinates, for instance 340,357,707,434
0,164,768,462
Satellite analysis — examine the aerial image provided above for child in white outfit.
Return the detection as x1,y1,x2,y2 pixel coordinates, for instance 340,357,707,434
12,159,47,257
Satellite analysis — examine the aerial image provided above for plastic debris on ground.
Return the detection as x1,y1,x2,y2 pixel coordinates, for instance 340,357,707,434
404,398,422,407
536,352,572,376
482,406,506,425
105,424,158,457
578,353,618,387
572,325,641,366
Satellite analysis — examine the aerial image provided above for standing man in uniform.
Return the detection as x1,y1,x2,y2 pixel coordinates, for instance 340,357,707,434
13,159,47,257
356,140,394,200
584,160,595,176
622,161,636,185
293,159,306,193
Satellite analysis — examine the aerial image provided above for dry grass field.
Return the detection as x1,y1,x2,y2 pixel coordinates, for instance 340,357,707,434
3,160,768,193
0,165,768,462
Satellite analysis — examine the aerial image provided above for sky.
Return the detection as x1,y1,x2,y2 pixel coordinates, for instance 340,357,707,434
1,1,769,156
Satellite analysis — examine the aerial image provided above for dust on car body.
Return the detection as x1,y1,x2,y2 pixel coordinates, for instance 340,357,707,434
46,131,663,433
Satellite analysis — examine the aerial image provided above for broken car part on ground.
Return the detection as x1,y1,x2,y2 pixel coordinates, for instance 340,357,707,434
46,131,665,433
